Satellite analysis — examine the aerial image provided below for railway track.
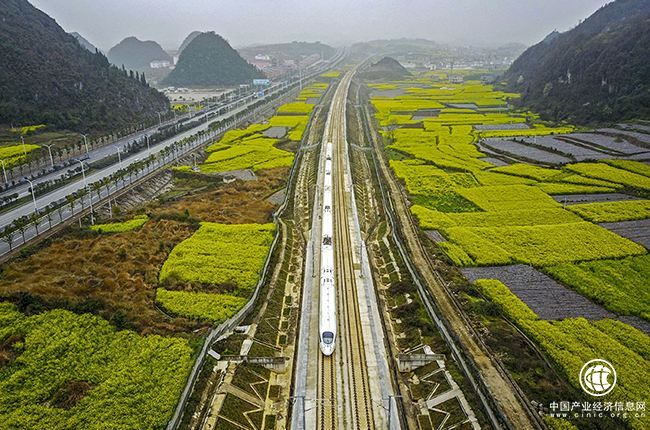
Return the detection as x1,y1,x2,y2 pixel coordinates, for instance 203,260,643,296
316,353,336,430
315,70,376,430
358,84,541,429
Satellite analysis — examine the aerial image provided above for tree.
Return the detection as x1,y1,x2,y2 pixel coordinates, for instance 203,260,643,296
13,216,29,244
66,194,76,215
29,211,42,235
45,208,54,229
78,189,88,210
91,181,102,201
1,226,16,251
57,204,65,222
102,177,111,195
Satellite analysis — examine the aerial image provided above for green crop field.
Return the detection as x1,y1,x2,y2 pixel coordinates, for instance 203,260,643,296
0,144,41,168
603,159,650,177
197,83,329,174
369,76,649,270
474,280,648,430
0,303,193,429
276,102,315,115
545,255,650,320
89,215,149,233
567,200,650,222
202,136,293,173
566,163,650,191
9,124,46,135
156,289,248,324
370,76,650,425
158,222,275,322
160,222,275,292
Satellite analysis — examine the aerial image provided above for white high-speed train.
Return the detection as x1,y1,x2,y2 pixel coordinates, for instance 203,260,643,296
319,143,336,356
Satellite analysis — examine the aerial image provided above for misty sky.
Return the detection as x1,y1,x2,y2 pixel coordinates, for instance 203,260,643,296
30,0,612,51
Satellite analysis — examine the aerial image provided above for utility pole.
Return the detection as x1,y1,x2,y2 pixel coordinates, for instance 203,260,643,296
24,178,38,214
43,143,55,168
76,159,94,225
80,134,89,154
20,135,26,155
387,395,403,430
116,147,123,169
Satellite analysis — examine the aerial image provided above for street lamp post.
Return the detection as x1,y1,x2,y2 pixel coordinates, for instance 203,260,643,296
76,159,94,225
157,112,162,126
80,134,89,154
116,147,123,169
43,143,55,168
24,178,38,214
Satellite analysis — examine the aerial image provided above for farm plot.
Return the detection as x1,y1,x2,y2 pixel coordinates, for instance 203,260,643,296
0,303,194,430
480,139,572,165
263,126,287,138
479,157,510,167
473,279,649,430
603,159,650,177
564,132,648,154
157,222,275,323
155,289,247,324
520,136,610,161
159,222,275,293
597,128,650,145
446,222,645,266
474,123,530,131
545,255,650,322
201,136,293,173
567,199,650,222
551,193,640,205
462,265,615,321
370,75,650,430
90,214,149,233
599,219,650,249
566,163,650,191
0,143,40,168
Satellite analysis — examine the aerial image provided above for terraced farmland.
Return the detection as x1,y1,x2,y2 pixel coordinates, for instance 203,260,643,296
199,81,329,174
369,73,650,430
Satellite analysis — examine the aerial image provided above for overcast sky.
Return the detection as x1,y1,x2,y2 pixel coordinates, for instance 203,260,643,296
30,0,612,51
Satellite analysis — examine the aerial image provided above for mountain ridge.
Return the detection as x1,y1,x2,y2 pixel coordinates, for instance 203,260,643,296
503,0,650,124
108,36,172,71
0,0,169,132
163,32,264,87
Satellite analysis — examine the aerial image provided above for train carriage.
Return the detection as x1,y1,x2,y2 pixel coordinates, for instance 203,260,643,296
320,142,337,355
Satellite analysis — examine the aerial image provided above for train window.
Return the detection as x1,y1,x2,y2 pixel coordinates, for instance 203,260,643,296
322,331,334,344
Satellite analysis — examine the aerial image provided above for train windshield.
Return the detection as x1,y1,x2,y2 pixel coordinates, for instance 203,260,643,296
322,331,334,344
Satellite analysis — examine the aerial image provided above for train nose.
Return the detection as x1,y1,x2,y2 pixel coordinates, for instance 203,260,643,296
320,343,335,356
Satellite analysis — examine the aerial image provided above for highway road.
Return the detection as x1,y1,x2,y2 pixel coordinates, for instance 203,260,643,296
0,80,293,201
